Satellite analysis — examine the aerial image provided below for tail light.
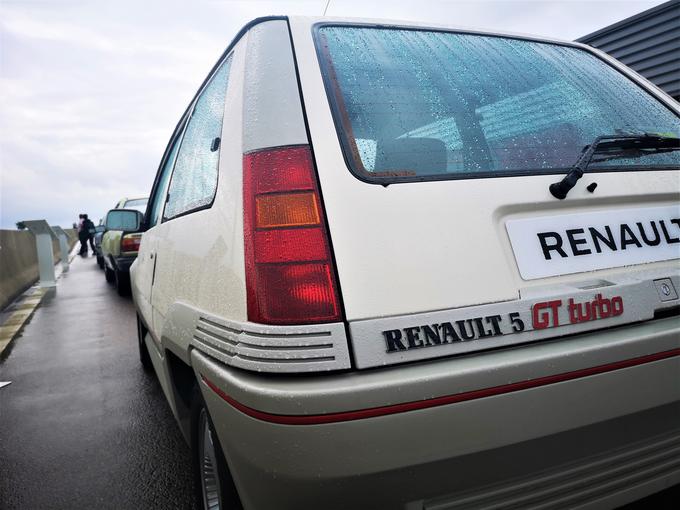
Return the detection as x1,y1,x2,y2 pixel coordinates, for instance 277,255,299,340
121,233,142,254
243,145,342,325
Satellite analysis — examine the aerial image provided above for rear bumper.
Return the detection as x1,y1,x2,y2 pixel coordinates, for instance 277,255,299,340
192,317,680,509
111,255,137,273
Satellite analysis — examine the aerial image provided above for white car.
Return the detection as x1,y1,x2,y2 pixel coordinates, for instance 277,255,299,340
127,16,680,510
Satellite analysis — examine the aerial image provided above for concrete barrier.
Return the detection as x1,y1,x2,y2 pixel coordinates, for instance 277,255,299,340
0,228,78,310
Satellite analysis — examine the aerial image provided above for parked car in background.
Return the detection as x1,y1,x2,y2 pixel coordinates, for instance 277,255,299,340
93,224,106,268
101,196,148,295
96,198,148,270
125,17,679,510
115,197,148,212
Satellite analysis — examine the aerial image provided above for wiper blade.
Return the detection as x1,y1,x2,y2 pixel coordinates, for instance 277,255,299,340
589,146,679,164
549,133,680,200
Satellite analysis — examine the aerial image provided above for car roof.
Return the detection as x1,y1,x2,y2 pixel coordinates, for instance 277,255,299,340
288,15,585,49
117,196,148,203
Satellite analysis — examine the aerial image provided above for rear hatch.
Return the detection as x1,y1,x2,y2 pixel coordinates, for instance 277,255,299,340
290,20,680,368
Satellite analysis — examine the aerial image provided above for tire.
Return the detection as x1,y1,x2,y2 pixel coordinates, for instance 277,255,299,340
115,270,131,296
136,315,153,372
96,254,104,269
192,390,242,510
105,265,115,283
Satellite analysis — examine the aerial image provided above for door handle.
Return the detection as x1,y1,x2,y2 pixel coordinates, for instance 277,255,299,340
150,252,154,259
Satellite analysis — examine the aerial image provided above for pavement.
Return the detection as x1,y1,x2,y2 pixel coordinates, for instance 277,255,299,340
0,252,197,510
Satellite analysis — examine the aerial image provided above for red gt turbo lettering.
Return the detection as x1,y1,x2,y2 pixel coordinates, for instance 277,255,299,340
532,294,624,329
532,300,562,329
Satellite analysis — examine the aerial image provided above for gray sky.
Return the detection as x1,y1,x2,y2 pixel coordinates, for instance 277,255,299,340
0,0,668,228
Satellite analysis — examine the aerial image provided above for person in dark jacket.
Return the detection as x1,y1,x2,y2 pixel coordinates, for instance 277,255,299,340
78,213,96,255
84,214,96,253
78,214,87,255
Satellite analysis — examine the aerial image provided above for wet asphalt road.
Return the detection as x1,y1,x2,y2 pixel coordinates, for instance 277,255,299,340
0,253,198,510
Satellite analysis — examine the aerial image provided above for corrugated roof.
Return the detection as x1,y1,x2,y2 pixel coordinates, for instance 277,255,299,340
578,0,680,100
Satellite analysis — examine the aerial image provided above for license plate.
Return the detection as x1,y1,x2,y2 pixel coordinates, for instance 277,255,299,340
506,205,680,280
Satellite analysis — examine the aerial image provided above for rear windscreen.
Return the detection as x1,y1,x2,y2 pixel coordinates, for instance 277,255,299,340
315,26,680,182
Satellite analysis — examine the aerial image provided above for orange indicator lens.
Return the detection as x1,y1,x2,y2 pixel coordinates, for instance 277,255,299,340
255,192,320,229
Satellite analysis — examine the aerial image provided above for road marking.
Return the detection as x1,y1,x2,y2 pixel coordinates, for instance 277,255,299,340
0,381,11,389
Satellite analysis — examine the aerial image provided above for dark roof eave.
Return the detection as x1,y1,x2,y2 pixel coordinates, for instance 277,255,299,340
576,0,679,43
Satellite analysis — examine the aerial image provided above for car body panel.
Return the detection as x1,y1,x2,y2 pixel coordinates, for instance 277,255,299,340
194,315,680,417
133,233,159,340
148,34,248,339
93,224,106,265
192,328,680,508
101,230,123,258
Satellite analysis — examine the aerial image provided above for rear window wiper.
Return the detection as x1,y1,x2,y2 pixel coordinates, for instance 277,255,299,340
549,133,680,200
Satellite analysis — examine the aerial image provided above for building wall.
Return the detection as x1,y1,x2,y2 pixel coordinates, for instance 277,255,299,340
578,0,680,101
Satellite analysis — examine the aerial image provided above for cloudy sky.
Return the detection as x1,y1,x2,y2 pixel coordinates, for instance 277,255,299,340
0,0,667,228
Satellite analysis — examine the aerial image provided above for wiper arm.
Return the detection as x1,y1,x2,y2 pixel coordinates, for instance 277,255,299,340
549,133,680,200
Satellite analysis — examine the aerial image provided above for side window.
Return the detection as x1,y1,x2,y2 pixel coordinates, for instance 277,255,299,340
164,56,233,220
147,133,182,228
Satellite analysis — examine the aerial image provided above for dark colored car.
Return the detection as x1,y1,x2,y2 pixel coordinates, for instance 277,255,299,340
94,224,106,268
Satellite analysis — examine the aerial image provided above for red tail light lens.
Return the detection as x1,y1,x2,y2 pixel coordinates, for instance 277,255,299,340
121,234,142,253
243,146,342,325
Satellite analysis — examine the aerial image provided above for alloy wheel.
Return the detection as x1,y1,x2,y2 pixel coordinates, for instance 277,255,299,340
199,408,222,510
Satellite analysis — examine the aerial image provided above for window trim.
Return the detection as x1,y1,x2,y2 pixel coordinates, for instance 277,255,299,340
312,22,680,186
146,119,188,229
143,109,189,229
162,53,233,222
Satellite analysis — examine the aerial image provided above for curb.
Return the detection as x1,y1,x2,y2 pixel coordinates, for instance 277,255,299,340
0,288,48,358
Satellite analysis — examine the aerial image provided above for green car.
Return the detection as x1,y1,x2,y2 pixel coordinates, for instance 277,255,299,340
101,197,147,295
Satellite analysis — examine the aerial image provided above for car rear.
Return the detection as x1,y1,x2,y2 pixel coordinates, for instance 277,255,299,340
111,197,148,266
192,17,680,509
101,198,147,294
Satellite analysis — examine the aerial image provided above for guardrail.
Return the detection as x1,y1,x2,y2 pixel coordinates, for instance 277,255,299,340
0,226,77,310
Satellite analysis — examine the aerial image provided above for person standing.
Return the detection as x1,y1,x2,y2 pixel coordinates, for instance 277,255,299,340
83,214,96,253
77,214,88,255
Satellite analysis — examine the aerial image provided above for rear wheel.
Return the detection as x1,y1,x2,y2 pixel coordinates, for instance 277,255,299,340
136,315,153,372
96,254,104,269
192,391,241,510
115,270,131,296
105,265,115,283
199,408,222,510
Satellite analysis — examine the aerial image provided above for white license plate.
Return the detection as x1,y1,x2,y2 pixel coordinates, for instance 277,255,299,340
506,205,680,280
